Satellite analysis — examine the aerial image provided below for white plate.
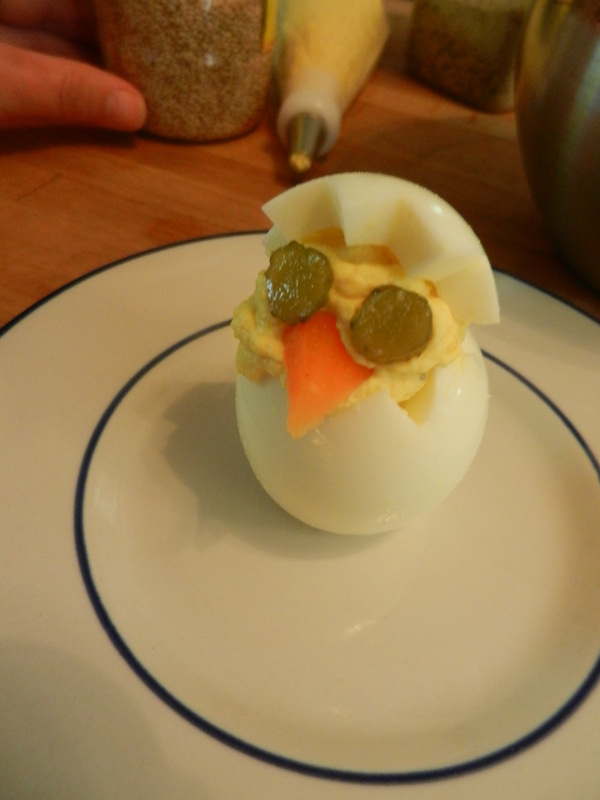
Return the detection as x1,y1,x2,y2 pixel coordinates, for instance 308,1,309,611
2,233,600,799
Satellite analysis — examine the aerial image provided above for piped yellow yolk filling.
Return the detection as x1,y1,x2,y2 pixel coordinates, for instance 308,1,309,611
231,228,465,409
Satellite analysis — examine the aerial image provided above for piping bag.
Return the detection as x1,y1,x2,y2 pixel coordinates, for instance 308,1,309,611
275,0,389,173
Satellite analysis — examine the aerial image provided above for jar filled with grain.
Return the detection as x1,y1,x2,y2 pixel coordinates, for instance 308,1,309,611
93,0,277,141
405,0,534,112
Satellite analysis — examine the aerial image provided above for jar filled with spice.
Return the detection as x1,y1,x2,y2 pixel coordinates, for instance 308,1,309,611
94,0,277,141
405,0,534,112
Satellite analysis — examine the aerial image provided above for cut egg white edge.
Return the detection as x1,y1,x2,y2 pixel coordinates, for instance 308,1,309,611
262,171,500,327
236,330,489,536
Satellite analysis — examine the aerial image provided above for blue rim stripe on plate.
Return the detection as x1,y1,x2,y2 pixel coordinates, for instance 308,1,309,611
2,231,600,340
0,231,267,339
73,319,600,786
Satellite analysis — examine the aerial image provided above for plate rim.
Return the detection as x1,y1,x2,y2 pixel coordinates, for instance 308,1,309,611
3,231,600,340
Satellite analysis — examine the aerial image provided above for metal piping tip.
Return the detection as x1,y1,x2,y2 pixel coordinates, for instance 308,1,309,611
287,113,326,174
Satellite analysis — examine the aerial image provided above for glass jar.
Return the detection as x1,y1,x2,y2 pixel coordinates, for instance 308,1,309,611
94,0,277,141
406,0,534,112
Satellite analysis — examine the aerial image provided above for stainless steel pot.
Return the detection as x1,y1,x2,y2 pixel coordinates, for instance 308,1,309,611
515,0,600,291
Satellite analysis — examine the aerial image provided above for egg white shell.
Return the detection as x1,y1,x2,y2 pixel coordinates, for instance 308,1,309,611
236,331,489,535
262,172,499,326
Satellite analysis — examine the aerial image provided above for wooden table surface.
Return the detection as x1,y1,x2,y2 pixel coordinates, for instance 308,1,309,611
2,5,600,330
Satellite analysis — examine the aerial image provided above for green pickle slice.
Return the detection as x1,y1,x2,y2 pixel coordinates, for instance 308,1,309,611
350,284,433,363
266,241,333,324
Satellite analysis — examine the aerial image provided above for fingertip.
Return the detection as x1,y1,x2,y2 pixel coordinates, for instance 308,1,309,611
0,44,149,131
104,87,147,132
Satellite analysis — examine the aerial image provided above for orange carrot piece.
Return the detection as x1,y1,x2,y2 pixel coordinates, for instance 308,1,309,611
283,311,373,438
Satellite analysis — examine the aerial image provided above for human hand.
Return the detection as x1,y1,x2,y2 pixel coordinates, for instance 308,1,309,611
0,0,146,130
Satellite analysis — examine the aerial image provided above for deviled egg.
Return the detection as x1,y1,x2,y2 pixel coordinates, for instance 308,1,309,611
232,172,499,534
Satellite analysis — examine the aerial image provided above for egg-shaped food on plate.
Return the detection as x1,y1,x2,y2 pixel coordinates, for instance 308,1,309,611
232,172,499,535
